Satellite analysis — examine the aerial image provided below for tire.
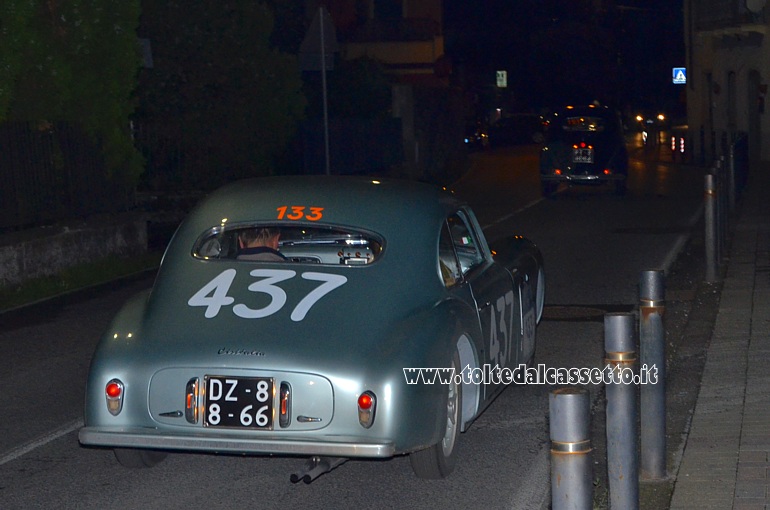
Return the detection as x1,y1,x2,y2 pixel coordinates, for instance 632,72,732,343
541,181,558,198
410,350,462,479
114,448,168,468
614,179,627,196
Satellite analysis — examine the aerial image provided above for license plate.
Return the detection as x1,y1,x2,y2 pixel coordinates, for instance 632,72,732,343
572,148,594,163
204,376,274,429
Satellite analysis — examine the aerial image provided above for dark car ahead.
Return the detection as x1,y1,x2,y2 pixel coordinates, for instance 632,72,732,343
488,113,547,148
539,105,628,197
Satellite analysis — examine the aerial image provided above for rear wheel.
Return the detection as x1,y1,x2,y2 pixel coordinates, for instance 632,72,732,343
114,448,168,468
410,350,462,479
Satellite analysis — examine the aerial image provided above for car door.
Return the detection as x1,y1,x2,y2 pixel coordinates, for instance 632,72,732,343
444,210,521,402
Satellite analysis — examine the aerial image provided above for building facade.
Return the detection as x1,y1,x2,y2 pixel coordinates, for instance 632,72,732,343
686,0,768,162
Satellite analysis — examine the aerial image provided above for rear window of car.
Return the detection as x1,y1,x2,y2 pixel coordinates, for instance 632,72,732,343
192,224,384,265
562,116,606,132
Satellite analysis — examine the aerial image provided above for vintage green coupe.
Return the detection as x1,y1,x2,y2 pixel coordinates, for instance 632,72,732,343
79,176,544,481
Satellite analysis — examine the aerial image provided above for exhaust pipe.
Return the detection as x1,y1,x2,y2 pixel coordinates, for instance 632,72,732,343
290,456,348,484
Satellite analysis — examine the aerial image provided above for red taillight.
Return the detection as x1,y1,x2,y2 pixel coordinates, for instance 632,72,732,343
106,382,122,398
105,379,124,416
185,378,199,424
358,393,373,410
357,391,376,428
603,169,612,175
554,169,562,175
279,382,291,428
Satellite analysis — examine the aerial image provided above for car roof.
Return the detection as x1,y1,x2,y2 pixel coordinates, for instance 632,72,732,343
182,176,462,233
556,105,617,117
152,176,467,315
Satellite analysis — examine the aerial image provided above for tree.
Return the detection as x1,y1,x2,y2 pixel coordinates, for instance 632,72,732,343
0,0,143,183
136,1,306,187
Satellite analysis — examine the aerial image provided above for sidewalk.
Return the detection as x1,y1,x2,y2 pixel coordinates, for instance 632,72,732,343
669,162,770,509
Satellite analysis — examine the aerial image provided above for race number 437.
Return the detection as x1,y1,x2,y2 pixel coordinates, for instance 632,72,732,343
488,290,515,367
188,269,347,321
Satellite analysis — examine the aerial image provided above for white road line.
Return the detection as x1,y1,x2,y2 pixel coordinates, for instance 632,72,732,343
482,198,544,231
0,419,83,466
660,204,704,274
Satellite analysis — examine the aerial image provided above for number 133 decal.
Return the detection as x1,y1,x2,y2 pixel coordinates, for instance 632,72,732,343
276,206,323,221
188,269,347,321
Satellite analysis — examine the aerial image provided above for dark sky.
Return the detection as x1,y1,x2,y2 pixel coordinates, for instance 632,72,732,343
442,0,685,110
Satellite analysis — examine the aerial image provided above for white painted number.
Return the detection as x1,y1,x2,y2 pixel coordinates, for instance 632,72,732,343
188,269,347,321
488,306,500,367
291,272,348,321
488,290,515,368
520,283,536,357
187,269,237,318
497,291,514,364
233,269,295,319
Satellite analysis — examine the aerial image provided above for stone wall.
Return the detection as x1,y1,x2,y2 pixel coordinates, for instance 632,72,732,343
0,213,147,287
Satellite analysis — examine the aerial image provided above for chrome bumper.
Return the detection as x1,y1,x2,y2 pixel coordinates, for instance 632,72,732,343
79,427,396,458
541,174,625,183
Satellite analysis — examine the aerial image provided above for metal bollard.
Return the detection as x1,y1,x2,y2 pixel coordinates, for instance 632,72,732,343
704,174,718,282
716,158,728,259
710,162,724,264
639,270,666,480
550,387,593,510
728,144,736,212
605,313,639,510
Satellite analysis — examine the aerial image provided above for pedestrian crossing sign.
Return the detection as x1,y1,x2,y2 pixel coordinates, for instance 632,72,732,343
673,68,686,84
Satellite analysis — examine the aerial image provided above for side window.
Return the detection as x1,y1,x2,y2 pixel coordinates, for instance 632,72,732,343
439,221,462,287
447,212,484,275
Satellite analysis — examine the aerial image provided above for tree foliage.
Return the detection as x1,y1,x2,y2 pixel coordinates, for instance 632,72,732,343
136,1,306,185
0,0,143,182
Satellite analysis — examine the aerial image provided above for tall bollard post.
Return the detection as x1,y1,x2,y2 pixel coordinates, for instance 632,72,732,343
728,143,736,212
639,270,666,480
705,174,718,282
716,157,728,260
605,313,639,510
550,387,592,510
710,161,724,264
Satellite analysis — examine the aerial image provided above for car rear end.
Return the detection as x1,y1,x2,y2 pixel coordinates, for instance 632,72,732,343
539,106,628,196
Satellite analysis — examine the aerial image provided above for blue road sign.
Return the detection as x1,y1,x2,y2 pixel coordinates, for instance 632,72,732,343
673,68,686,85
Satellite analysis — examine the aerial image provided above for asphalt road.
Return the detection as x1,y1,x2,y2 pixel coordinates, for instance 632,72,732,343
0,134,708,509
